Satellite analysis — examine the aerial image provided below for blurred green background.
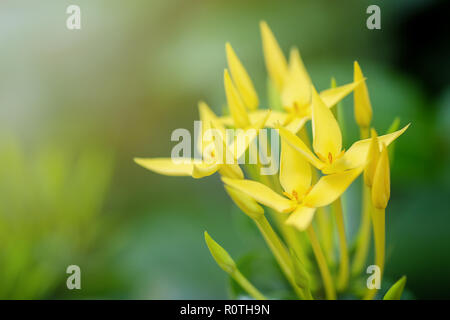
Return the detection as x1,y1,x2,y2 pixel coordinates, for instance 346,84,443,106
0,0,449,299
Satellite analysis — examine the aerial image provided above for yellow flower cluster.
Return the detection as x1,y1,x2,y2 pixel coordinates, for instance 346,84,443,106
135,22,409,300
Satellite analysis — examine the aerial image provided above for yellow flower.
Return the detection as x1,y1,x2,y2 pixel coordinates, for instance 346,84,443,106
222,137,363,231
278,87,409,174
135,101,259,180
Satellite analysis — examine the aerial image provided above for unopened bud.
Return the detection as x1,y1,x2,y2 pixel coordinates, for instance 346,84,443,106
204,231,236,274
364,128,380,187
353,61,372,128
224,185,264,220
371,144,390,209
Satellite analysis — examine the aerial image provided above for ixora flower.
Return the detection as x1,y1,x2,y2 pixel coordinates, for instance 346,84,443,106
135,20,411,300
222,138,363,231
221,22,363,134
277,86,409,174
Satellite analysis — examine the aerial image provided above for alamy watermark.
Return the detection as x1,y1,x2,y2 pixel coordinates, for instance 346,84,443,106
366,265,381,289
66,265,81,290
366,5,381,30
66,5,81,30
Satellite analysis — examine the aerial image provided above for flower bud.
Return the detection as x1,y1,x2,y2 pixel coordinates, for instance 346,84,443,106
204,231,236,274
224,185,264,220
226,42,259,110
364,128,380,187
353,61,372,128
383,276,407,300
371,144,390,209
260,21,288,92
224,69,250,128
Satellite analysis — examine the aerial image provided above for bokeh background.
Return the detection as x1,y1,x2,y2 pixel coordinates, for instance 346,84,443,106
0,0,449,299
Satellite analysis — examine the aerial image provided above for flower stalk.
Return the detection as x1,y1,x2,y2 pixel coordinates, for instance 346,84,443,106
332,198,349,291
351,184,372,275
307,225,336,300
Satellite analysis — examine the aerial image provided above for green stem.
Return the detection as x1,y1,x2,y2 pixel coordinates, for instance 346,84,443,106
373,207,385,275
310,162,334,265
333,198,349,291
255,216,292,276
316,206,334,265
255,215,308,299
231,270,267,300
307,225,336,300
360,127,370,139
351,184,372,275
364,206,385,300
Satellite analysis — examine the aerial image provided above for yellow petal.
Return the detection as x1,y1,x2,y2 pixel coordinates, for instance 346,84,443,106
363,128,380,187
327,124,410,173
192,162,220,179
319,80,363,108
134,157,193,176
281,48,311,109
224,69,250,128
353,61,373,128
218,164,244,179
224,185,264,220
260,21,288,91
226,43,259,110
280,138,312,196
304,167,363,208
311,86,342,161
222,177,295,213
286,206,316,231
278,125,325,170
372,144,390,209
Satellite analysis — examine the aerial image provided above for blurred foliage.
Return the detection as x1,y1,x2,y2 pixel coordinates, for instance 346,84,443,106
0,135,114,298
